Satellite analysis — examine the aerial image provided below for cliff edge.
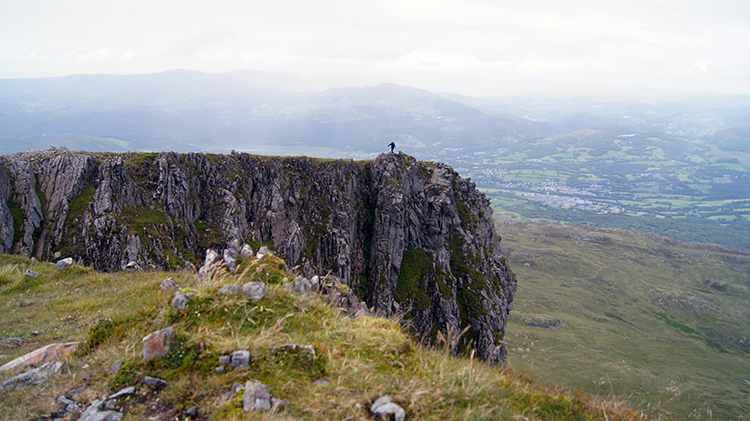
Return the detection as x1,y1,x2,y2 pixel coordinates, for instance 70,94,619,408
0,149,516,363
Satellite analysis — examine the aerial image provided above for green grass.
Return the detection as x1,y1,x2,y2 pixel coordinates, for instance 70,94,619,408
0,254,643,421
6,199,24,247
394,246,437,312
499,219,750,420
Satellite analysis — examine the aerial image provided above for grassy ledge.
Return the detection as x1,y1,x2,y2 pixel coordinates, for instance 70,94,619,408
0,254,642,420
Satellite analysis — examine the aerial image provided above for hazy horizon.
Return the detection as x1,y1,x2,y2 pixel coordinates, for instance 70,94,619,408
2,0,750,98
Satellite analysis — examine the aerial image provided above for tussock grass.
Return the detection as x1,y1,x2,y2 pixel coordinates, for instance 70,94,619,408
0,254,644,420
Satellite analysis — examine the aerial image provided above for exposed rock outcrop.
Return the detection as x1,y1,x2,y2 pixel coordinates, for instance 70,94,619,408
0,149,516,362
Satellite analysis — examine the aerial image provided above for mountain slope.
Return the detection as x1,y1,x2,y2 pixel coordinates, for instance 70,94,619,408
499,219,750,419
0,254,642,420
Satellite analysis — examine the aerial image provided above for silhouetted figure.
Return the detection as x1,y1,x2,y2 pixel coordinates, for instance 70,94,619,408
388,142,396,153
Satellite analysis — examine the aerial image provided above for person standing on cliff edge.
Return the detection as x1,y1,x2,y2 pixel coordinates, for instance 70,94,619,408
388,142,396,153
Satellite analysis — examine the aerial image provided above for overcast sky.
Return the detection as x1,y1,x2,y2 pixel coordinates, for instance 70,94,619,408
1,0,749,96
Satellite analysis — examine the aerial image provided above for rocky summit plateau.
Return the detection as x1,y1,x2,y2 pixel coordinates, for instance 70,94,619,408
0,149,516,363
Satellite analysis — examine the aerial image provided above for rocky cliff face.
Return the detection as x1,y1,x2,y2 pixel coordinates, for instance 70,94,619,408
0,149,516,363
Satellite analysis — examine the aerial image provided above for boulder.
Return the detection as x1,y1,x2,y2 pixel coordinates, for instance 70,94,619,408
370,395,405,421
172,292,196,311
78,398,122,421
204,249,221,267
310,275,320,290
1,361,66,391
159,277,179,290
107,385,136,400
141,327,176,363
242,282,267,301
57,394,81,413
106,360,123,376
56,258,73,271
123,261,141,272
0,337,23,347
142,376,168,389
293,277,312,295
0,342,79,372
242,381,271,411
230,350,250,370
240,244,254,259
217,285,241,296
224,247,239,272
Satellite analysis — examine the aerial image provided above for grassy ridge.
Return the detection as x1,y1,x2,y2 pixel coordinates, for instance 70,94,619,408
499,219,750,420
0,254,642,420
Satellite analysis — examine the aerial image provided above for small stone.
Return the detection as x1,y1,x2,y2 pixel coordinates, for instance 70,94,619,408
182,262,197,274
224,248,239,272
1,361,66,391
78,398,122,421
293,277,312,295
240,244,254,259
258,246,270,254
0,337,23,347
123,261,141,272
198,265,209,282
231,350,250,370
242,381,271,411
56,258,73,271
57,394,80,412
314,379,330,386
217,285,241,296
242,282,267,301
24,269,39,278
271,397,288,411
141,327,176,363
310,275,320,290
231,382,244,394
141,376,168,389
220,382,245,403
159,277,179,290
106,360,123,376
204,249,221,267
172,292,196,311
218,355,231,366
53,252,61,259
185,405,198,419
370,395,406,421
67,385,88,398
108,386,136,400
270,344,316,357
214,366,225,374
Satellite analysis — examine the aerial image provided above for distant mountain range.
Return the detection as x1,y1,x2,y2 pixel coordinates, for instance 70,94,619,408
2,69,750,157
